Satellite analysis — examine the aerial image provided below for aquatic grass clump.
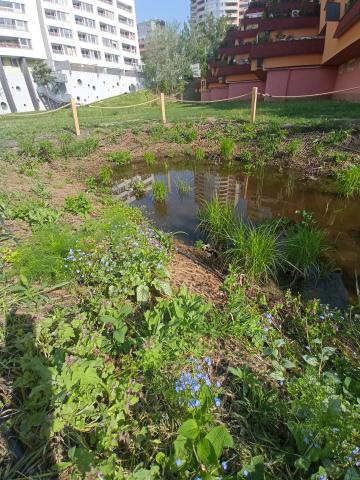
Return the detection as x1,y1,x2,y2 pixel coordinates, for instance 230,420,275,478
97,165,113,186
106,150,132,166
195,148,205,162
225,221,286,284
337,165,360,197
152,181,167,202
176,179,192,196
132,179,146,196
220,137,235,162
286,225,328,277
144,152,156,166
199,197,237,246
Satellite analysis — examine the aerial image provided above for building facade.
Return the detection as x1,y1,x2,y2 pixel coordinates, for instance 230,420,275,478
137,18,165,56
190,0,250,25
0,0,141,114
201,0,360,101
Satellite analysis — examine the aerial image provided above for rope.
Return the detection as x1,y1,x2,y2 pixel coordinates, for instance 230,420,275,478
260,84,360,99
170,92,251,104
2,102,71,118
87,97,158,109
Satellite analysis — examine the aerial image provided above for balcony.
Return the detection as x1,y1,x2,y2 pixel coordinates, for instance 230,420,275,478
335,0,360,37
216,63,252,76
218,44,252,56
265,1,319,15
258,16,320,32
226,29,259,41
250,38,324,58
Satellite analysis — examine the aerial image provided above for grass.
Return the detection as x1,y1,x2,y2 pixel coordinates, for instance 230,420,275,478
199,197,237,246
195,148,205,161
176,179,192,196
152,180,167,202
106,150,132,166
2,91,360,150
220,137,235,162
64,193,92,216
337,165,360,197
144,151,157,166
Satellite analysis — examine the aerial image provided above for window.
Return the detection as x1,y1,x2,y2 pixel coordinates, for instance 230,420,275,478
72,0,93,13
48,25,73,38
75,15,95,28
78,31,98,43
99,0,113,4
97,7,114,19
105,52,119,62
44,0,67,5
124,56,137,66
44,8,69,21
120,28,135,39
102,36,118,48
0,1,24,13
117,1,132,13
326,2,341,21
122,42,136,53
81,47,101,59
52,43,76,55
118,14,133,26
18,37,31,48
99,21,116,34
0,17,27,30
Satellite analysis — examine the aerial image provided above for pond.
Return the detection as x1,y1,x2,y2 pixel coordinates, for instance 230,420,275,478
113,160,360,303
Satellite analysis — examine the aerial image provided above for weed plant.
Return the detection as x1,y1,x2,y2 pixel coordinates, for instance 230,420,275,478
64,193,92,216
337,165,360,197
144,152,156,166
285,139,302,156
195,148,205,162
199,197,237,246
107,150,132,166
132,179,146,196
152,181,167,202
220,137,235,162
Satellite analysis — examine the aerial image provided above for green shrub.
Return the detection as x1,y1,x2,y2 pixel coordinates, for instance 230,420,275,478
199,197,237,246
12,200,60,226
239,150,252,162
144,152,156,166
220,137,235,162
337,165,360,197
285,139,302,156
225,221,286,283
132,179,146,196
287,225,328,277
195,148,205,162
152,181,167,202
64,193,92,216
107,150,132,166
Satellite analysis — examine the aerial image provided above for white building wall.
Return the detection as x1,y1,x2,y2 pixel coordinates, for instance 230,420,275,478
0,0,141,113
190,0,250,25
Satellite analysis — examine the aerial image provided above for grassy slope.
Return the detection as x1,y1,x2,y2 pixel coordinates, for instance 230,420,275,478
1,91,360,149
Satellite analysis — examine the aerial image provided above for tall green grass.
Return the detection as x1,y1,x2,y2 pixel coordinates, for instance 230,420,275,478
337,165,360,197
152,181,167,202
287,225,328,277
220,137,235,162
199,197,237,246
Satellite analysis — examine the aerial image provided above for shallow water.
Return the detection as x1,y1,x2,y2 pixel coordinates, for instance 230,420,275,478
113,160,360,299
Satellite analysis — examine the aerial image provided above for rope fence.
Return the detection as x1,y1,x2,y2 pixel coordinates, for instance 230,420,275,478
1,82,359,135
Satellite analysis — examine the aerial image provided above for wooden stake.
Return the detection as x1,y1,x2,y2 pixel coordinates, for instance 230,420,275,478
160,92,166,125
250,87,258,124
71,97,81,136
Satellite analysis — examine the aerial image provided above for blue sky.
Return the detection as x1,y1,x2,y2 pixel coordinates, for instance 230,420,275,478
135,0,188,24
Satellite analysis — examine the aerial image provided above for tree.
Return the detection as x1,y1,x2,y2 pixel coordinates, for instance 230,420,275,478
32,61,55,87
142,23,191,95
181,16,229,78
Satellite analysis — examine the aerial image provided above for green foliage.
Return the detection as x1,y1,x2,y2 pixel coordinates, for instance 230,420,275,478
31,182,52,200
132,179,146,196
36,139,57,163
238,149,252,162
287,224,328,277
150,123,197,144
311,142,324,157
152,181,167,202
144,151,156,166
325,129,351,146
64,193,92,216
220,137,235,162
328,150,348,163
10,199,60,226
199,197,237,246
176,179,192,196
195,147,205,162
337,165,360,197
97,166,113,186
285,139,302,156
32,60,55,87
106,150,132,166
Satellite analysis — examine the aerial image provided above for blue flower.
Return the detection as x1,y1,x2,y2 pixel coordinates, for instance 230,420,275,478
352,447,360,455
175,459,182,467
221,461,228,471
214,398,221,407
216,381,222,388
264,326,269,332
356,460,360,467
204,356,212,366
319,475,327,480
243,470,249,477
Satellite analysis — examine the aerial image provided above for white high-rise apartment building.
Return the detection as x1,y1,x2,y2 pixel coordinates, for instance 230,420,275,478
190,0,250,25
0,0,140,114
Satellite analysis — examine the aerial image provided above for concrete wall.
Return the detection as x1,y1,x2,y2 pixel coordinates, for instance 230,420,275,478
209,87,229,101
228,80,266,99
334,57,360,100
265,66,337,97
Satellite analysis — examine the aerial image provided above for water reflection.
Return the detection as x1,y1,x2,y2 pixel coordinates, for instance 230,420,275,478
113,162,360,296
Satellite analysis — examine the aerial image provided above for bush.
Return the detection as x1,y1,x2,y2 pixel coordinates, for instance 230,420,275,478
152,181,167,202
220,137,235,162
132,179,146,196
337,165,360,197
64,193,92,216
106,150,132,166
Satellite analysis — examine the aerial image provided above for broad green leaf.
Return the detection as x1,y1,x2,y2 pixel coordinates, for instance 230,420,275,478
320,346,336,361
178,419,200,440
295,456,311,471
155,452,167,465
344,467,360,480
240,455,265,480
137,284,150,303
302,355,319,367
113,324,128,344
197,438,217,466
205,425,233,458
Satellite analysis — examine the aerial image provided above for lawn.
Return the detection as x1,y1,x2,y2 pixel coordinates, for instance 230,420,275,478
1,90,360,150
